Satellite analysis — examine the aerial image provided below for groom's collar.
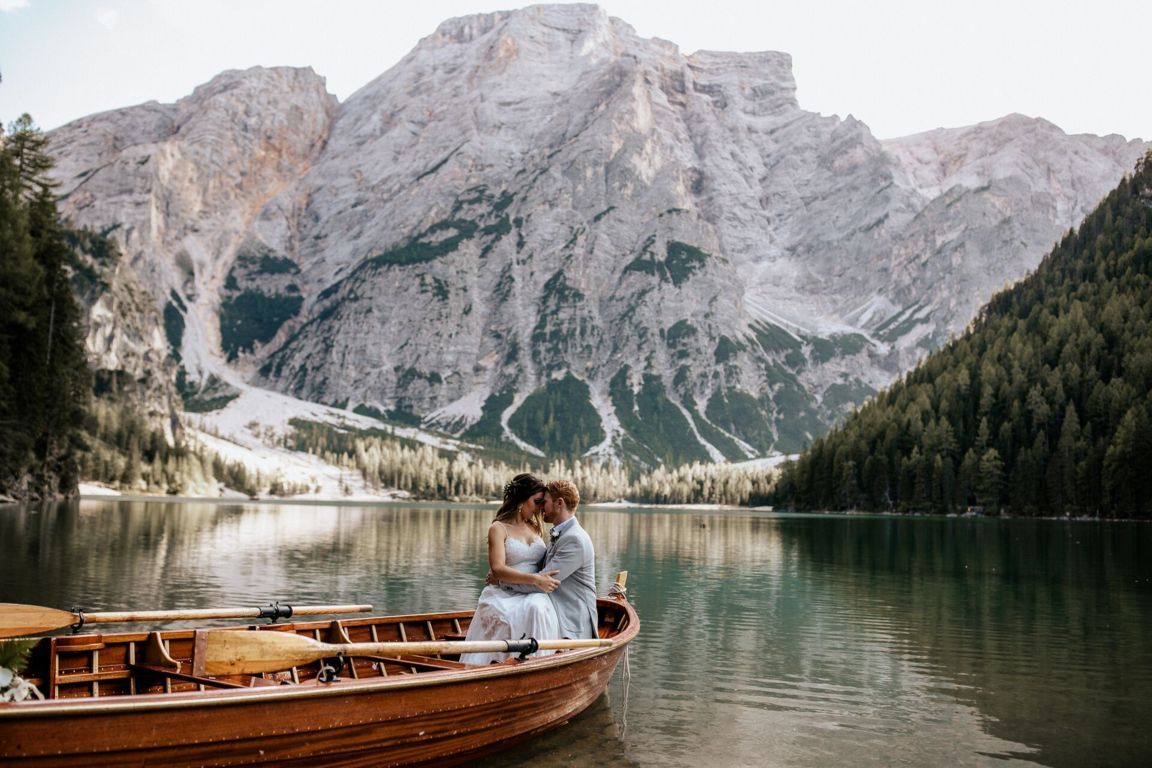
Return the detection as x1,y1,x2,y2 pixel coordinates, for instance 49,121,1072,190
550,516,577,539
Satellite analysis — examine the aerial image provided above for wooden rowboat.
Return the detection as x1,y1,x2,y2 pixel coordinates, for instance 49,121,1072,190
0,580,638,767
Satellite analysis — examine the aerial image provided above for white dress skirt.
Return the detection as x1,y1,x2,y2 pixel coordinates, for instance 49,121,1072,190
459,536,560,665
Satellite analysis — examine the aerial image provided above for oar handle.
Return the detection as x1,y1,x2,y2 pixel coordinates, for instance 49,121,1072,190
81,604,374,624
329,637,613,657
0,603,375,639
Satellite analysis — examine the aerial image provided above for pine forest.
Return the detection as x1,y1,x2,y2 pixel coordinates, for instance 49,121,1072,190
0,115,90,498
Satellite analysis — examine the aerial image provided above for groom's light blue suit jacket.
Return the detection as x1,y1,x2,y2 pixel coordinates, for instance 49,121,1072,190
503,517,597,639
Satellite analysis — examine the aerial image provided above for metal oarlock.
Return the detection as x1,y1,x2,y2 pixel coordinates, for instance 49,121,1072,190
257,603,294,623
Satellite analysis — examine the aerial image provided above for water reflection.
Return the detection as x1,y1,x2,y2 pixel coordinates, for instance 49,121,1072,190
476,690,641,768
783,516,1152,768
2,501,1150,767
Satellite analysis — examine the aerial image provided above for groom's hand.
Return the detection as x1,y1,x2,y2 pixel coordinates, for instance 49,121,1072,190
534,570,561,593
484,569,497,585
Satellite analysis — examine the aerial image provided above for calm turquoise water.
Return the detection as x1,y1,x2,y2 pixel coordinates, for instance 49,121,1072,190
2,500,1150,767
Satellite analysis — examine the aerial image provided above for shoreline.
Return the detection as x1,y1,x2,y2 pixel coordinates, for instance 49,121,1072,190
0,488,1140,521
70,483,761,511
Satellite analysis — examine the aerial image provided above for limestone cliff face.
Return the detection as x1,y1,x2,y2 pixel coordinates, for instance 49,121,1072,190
51,67,336,385
47,5,1149,465
69,230,181,442
878,115,1146,358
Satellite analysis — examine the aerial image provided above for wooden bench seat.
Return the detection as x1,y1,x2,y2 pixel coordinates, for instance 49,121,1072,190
129,664,245,689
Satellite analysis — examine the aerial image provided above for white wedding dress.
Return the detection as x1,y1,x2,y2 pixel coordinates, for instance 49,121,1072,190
459,536,560,665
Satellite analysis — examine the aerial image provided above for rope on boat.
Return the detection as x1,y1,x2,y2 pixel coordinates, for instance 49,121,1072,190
607,571,631,735
621,643,631,737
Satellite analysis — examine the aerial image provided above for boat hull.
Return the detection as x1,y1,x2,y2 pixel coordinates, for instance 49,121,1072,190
0,598,637,767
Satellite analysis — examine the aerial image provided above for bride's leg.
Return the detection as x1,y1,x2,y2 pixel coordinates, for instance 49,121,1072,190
523,593,560,656
460,600,517,665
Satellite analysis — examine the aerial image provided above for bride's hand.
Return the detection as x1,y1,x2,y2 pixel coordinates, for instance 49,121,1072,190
534,570,561,592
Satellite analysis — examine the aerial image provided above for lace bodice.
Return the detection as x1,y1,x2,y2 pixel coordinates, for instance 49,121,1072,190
504,536,547,573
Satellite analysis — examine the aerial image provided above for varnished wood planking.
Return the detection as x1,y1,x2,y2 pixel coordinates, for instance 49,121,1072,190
0,595,636,767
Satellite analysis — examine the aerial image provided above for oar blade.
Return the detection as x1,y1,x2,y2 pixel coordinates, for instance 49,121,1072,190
194,629,330,676
0,603,76,638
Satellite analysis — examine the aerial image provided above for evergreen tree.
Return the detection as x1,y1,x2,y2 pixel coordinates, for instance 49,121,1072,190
0,114,91,498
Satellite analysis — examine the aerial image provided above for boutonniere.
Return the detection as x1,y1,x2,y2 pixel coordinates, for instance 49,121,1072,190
550,529,561,541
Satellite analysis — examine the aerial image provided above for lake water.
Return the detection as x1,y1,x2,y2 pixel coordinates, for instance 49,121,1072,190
2,500,1150,767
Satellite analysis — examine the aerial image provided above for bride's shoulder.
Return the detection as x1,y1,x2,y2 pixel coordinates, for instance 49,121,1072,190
490,520,525,539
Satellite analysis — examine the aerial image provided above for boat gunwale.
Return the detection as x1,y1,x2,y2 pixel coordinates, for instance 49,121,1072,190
0,597,638,719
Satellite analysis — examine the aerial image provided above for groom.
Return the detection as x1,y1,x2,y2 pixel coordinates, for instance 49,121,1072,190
501,479,597,639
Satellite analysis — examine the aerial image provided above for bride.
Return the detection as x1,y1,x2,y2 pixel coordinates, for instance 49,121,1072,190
459,473,561,664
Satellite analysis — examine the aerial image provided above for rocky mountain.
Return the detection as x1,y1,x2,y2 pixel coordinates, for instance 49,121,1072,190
46,4,1149,467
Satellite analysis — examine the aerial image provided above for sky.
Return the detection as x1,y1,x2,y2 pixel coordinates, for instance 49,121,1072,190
0,0,1147,141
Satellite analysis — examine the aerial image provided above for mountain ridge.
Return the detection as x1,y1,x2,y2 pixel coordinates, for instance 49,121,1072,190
43,4,1149,468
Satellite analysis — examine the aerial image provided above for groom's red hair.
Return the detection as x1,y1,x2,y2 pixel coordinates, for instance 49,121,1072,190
546,479,580,511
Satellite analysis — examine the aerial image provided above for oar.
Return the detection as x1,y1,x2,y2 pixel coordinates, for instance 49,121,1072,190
0,603,373,638
192,628,614,676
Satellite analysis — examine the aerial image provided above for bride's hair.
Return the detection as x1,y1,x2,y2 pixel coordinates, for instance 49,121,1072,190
494,472,545,534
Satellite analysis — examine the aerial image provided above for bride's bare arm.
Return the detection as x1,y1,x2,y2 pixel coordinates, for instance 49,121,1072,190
487,524,559,591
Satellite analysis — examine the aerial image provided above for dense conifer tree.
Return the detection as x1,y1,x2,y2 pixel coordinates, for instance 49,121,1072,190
0,115,91,498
